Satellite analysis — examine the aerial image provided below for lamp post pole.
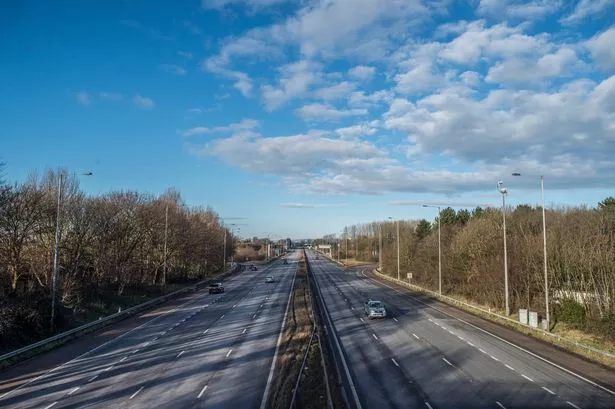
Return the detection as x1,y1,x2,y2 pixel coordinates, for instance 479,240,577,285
422,205,442,295
498,181,510,316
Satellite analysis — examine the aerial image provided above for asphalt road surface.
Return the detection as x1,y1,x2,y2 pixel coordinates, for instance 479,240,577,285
0,253,297,409
307,250,615,409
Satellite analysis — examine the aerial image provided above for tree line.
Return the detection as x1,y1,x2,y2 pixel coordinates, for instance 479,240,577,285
0,168,234,350
317,199,615,340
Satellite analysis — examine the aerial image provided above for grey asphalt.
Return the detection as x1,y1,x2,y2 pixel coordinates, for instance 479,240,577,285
0,253,298,409
307,250,615,409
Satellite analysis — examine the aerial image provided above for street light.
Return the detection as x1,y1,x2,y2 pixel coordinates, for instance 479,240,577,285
51,170,92,331
388,217,400,280
378,223,382,271
423,205,442,295
513,172,549,330
498,181,510,316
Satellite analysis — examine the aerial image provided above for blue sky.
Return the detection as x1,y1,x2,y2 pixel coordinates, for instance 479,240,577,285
2,0,615,239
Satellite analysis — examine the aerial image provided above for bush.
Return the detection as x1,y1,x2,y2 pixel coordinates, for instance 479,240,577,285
0,298,50,353
555,298,586,324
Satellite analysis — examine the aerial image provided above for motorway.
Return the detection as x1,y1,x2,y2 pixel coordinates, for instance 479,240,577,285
307,250,615,409
0,253,297,409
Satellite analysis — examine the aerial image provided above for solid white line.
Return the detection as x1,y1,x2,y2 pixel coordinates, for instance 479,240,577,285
413,333,420,340
566,401,582,409
425,402,433,409
442,357,454,366
457,336,464,341
505,364,515,371
67,387,80,396
177,351,185,358
364,273,615,396
242,328,247,334
496,402,507,409
393,317,399,322
391,358,400,367
203,329,209,335
372,333,378,340
490,355,500,362
542,386,556,395
522,374,534,382
197,385,208,398
43,403,58,409
130,387,144,399
226,349,233,358
120,356,128,362
260,268,296,409
88,375,98,382
428,318,433,322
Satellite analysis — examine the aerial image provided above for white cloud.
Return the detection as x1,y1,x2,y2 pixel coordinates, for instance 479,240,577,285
133,94,155,109
587,27,615,71
159,64,187,75
348,65,376,81
477,0,562,19
76,91,91,106
295,103,368,122
348,90,394,107
183,118,259,136
178,51,193,59
313,81,356,101
279,202,346,208
335,123,378,139
561,0,615,24
99,92,123,100
261,60,322,110
201,0,289,10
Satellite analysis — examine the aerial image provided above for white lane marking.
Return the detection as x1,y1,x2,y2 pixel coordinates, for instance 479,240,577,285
233,304,237,308
104,365,114,372
413,333,420,340
161,331,167,335
226,349,233,358
43,403,58,409
143,342,150,347
442,357,454,367
391,358,400,367
198,385,208,398
479,348,487,354
88,375,98,382
134,349,140,353
505,364,515,371
428,318,433,322
490,355,500,362
129,387,144,399
372,333,379,340
457,336,464,341
496,402,507,409
177,351,185,358
522,374,534,382
67,387,80,396
120,356,128,362
351,306,354,310
253,314,257,319
446,329,454,335
220,314,225,319
566,401,581,409
181,318,186,323
425,402,433,409
467,341,475,347
360,318,365,322
242,328,247,334
203,329,209,335
393,318,399,322
153,337,159,341
542,386,556,395
364,274,615,397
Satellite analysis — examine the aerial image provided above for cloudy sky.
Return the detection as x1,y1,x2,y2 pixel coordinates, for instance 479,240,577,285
2,0,614,238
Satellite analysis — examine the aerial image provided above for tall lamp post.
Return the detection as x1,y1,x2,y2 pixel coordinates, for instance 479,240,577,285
422,205,442,295
388,217,400,280
378,223,382,271
513,172,549,330
498,181,510,316
51,171,92,331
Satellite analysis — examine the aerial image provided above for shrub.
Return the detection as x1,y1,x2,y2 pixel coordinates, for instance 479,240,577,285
554,298,586,324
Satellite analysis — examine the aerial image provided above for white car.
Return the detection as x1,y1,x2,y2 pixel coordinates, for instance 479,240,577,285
265,276,275,283
364,299,387,319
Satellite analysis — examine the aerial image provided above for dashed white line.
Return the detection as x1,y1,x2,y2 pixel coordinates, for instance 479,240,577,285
505,364,515,371
393,318,398,322
521,374,534,382
467,341,475,347
88,375,98,382
143,342,150,347
129,387,144,399
428,318,433,322
242,328,247,334
490,355,500,362
360,318,365,322
134,349,140,353
104,365,114,372
372,333,379,340
203,329,209,335
442,357,454,367
67,387,80,396
226,349,233,358
391,358,400,367
177,351,185,358
197,385,208,398
412,333,420,340
233,304,237,308
566,401,581,409
253,314,257,319
43,402,58,409
479,348,487,354
220,314,225,319
425,402,433,409
496,401,507,409
181,318,186,323
542,386,556,395
457,336,464,341
120,356,128,362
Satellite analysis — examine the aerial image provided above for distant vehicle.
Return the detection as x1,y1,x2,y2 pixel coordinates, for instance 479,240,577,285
316,255,319,260
209,282,224,294
249,264,258,271
265,276,275,283
364,299,386,319
283,259,288,265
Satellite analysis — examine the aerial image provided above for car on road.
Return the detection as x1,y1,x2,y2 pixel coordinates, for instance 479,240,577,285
283,259,288,264
265,276,275,283
249,264,258,271
364,299,386,319
208,282,224,294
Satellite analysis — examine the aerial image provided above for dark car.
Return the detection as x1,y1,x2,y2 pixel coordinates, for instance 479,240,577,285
208,282,224,294
283,259,288,265
249,264,258,271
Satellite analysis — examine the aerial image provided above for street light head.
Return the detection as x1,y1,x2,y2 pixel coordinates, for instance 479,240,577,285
422,205,428,208
512,172,521,176
82,172,93,176
499,187,508,195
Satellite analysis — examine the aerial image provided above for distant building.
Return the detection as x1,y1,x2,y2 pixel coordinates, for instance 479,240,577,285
317,244,332,257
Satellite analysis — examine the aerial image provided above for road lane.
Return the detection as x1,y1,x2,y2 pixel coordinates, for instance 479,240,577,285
307,250,615,409
0,254,297,409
